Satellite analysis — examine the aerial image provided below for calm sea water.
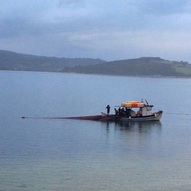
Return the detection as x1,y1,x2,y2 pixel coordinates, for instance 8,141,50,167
1,71,191,191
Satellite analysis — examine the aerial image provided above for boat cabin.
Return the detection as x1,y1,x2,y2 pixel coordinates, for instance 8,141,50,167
117,101,154,117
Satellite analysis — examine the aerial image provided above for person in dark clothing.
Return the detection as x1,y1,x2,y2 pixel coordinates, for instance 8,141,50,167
118,107,121,115
114,108,119,115
106,105,110,115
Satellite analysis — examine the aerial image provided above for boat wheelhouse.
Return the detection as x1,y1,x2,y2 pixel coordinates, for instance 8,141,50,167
113,100,162,121
115,100,162,121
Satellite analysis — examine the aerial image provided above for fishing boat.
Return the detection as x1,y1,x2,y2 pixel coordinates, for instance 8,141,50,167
65,99,163,122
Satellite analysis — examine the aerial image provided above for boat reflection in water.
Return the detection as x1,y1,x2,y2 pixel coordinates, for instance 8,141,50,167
101,120,162,134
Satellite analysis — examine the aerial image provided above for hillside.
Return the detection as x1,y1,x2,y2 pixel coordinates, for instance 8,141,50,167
1,50,191,77
62,57,191,77
0,50,105,72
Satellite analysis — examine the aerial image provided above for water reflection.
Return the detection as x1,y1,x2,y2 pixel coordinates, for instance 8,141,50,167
102,120,162,134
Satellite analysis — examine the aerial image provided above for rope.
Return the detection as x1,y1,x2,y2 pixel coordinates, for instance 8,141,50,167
165,112,191,116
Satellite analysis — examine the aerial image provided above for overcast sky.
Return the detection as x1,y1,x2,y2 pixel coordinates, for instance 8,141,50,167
1,0,191,61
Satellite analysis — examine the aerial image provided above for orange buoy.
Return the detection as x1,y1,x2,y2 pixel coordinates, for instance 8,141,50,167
121,101,144,108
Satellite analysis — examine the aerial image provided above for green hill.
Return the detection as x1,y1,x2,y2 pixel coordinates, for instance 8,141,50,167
63,57,191,77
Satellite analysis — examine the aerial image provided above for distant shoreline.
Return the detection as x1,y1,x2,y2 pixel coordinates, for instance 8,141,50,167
1,50,191,78
1,69,191,79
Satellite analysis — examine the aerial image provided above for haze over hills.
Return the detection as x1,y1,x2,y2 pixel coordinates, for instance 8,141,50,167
1,50,191,77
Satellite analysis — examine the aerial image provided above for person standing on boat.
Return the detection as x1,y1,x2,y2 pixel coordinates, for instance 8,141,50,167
114,108,119,115
106,105,110,115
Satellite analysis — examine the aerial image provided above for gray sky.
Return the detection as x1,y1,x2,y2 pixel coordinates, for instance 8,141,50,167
1,0,191,61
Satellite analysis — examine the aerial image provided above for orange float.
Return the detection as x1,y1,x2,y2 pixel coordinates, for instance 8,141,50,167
121,101,144,108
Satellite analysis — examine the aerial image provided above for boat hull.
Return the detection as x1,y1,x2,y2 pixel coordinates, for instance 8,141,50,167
64,111,163,122
120,111,163,122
